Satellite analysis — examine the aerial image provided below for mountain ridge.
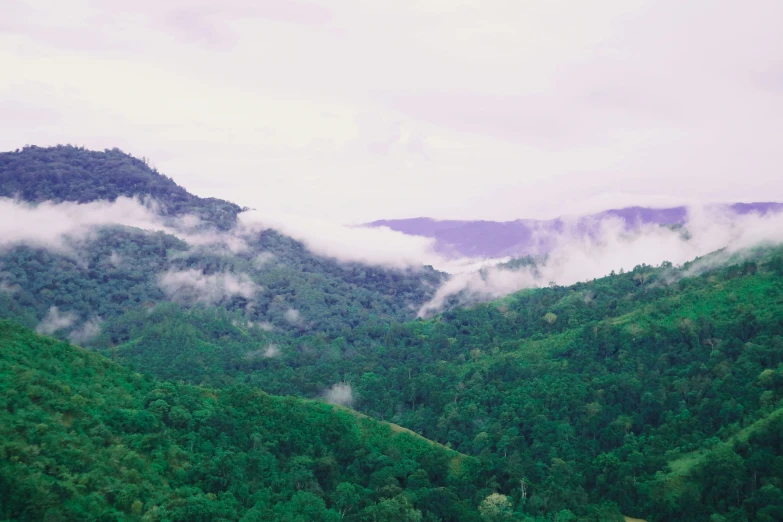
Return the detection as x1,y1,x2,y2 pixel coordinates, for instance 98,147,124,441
366,202,783,258
0,144,243,229
3,145,783,520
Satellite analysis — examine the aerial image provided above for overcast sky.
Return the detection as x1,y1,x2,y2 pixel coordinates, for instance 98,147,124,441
2,0,783,223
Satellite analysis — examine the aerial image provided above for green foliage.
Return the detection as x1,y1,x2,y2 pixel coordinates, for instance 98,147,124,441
0,226,444,348
0,145,241,228
479,492,513,521
6,241,783,520
0,321,482,521
4,146,783,521
130,251,782,521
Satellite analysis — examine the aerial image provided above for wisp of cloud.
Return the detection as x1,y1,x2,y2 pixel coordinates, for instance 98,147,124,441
418,206,783,316
323,383,353,407
36,306,77,335
158,269,257,304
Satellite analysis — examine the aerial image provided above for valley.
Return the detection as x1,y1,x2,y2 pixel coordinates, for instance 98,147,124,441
1,147,783,521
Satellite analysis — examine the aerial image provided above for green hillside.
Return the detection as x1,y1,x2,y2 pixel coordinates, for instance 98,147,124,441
0,320,483,521
98,248,783,521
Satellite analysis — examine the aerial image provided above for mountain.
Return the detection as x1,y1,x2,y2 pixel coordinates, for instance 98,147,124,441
0,146,445,351
0,320,483,521
366,203,783,258
0,145,243,229
3,145,783,521
28,236,782,522
98,238,783,521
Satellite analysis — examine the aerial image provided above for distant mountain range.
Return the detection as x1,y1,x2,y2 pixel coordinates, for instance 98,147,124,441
366,202,783,258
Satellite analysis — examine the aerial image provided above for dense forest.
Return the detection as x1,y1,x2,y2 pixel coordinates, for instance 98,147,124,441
2,147,783,521
0,145,241,229
85,247,783,521
0,321,485,521
0,146,445,339
0,226,443,342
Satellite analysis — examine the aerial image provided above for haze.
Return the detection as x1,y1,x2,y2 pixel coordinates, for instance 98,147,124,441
2,0,783,222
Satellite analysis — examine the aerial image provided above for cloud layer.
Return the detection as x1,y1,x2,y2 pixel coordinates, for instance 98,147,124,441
3,194,783,318
238,211,447,269
0,197,168,251
418,207,783,315
0,195,463,269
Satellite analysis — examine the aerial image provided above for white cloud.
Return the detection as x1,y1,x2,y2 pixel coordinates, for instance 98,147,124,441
284,308,301,324
238,210,455,269
68,317,102,345
0,197,167,252
108,251,122,267
252,251,275,268
323,383,353,407
36,306,77,335
243,343,281,360
158,268,257,304
419,207,783,315
0,196,249,255
258,321,275,332
0,195,474,272
262,343,280,358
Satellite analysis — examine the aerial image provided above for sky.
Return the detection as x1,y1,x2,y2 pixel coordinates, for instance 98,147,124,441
2,0,783,223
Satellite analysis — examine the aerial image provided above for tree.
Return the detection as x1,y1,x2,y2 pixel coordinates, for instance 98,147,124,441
334,482,364,518
479,493,513,522
273,491,340,521
360,496,422,522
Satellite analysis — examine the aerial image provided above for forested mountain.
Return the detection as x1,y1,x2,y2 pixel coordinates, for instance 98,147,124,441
2,146,783,521
0,321,483,521
0,226,442,343
82,246,783,521
0,145,242,229
0,146,445,343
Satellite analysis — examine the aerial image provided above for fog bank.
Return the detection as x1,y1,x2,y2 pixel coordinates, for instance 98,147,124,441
418,207,783,316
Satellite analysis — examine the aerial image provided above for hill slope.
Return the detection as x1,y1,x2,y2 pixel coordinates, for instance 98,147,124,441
0,145,242,229
0,146,445,359
114,247,783,521
0,320,483,521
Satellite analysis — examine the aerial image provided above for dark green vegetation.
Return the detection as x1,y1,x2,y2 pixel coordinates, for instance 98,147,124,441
341,252,783,522
95,249,783,521
0,145,241,229
2,146,783,521
0,146,444,343
0,226,442,345
0,321,482,521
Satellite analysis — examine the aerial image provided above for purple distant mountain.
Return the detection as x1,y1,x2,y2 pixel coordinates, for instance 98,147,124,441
366,203,783,259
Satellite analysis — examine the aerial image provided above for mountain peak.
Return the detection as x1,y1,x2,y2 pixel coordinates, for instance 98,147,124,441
0,145,242,229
